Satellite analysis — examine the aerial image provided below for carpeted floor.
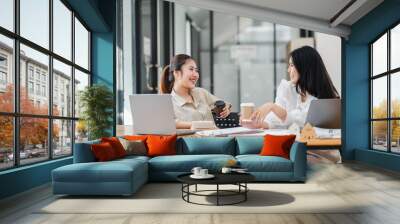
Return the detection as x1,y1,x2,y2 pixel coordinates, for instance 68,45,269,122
37,183,362,214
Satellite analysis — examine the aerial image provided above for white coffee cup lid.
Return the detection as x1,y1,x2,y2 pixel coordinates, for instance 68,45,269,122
240,103,255,107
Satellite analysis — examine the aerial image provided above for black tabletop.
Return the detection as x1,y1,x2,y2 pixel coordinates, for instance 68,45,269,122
177,172,255,185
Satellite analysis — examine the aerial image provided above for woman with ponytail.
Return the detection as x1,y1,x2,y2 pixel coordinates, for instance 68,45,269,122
160,54,231,129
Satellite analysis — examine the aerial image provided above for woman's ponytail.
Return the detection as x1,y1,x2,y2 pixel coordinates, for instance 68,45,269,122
160,65,174,94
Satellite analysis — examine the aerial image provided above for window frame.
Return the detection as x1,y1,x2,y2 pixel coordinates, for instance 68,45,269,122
370,20,400,154
0,0,92,171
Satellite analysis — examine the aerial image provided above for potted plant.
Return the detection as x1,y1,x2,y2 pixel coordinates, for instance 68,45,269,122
79,84,113,140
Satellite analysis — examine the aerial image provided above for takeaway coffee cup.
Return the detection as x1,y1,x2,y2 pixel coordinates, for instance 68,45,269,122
240,103,255,120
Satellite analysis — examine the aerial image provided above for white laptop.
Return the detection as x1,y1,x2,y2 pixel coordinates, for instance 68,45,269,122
129,94,196,135
306,99,341,129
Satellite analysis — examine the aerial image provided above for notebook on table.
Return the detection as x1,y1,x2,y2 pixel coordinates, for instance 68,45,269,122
196,127,263,137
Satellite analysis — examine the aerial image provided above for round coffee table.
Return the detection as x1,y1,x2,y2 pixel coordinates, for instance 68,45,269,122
177,173,255,206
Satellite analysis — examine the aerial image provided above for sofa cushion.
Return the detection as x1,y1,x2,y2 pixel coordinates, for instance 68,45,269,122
91,142,118,161
124,135,148,141
119,138,148,156
260,134,296,159
53,159,147,183
101,137,127,158
236,155,293,172
149,154,235,172
177,137,235,155
235,137,263,155
74,140,100,163
147,135,177,157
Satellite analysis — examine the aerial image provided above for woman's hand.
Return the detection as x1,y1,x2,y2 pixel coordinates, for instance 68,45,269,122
219,104,231,118
257,102,274,120
240,111,268,129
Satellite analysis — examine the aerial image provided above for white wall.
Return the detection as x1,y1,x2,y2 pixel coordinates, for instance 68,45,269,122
315,32,342,96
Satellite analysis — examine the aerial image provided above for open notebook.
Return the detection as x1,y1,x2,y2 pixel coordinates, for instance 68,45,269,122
196,127,264,137
197,127,298,137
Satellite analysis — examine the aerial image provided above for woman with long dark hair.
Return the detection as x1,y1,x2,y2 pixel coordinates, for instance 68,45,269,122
160,54,231,129
242,46,339,129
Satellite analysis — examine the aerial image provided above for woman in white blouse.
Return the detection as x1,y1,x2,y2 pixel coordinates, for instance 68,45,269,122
242,46,339,129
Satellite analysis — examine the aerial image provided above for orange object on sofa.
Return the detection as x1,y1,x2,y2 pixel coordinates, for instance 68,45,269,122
146,135,177,157
124,135,148,141
91,142,118,161
101,137,126,158
260,134,296,159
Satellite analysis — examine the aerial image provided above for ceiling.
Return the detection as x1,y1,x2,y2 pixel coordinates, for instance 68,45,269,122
169,0,384,37
225,0,353,24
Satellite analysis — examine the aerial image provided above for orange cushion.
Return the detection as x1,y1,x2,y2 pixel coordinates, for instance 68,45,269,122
101,137,127,158
91,142,118,161
146,135,177,157
260,134,296,159
124,135,148,141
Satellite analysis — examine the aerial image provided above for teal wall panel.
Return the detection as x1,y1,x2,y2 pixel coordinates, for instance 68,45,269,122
65,0,109,32
355,148,400,172
0,158,72,199
344,0,400,171
92,32,114,87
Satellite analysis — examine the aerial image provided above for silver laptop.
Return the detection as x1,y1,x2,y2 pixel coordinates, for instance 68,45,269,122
306,99,341,129
129,94,196,135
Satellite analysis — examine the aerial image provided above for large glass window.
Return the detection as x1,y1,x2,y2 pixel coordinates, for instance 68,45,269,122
20,44,49,115
370,23,400,153
74,69,89,119
53,59,72,117
391,24,400,70
0,0,14,32
0,35,14,113
212,14,300,111
0,1,91,169
20,0,49,49
0,116,13,169
53,119,72,158
19,117,49,165
53,0,72,60
74,18,89,70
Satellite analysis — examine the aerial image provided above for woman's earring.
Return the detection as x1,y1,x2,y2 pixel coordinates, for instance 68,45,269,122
168,73,174,82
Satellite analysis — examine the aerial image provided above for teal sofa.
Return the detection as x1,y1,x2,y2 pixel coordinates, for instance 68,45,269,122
52,137,307,196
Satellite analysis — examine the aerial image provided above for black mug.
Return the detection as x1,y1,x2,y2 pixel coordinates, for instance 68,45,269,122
213,100,226,117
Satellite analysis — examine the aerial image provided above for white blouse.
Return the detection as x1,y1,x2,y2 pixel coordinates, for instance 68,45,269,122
264,79,317,128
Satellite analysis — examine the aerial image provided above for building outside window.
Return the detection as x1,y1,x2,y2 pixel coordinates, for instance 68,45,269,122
370,23,400,153
0,55,7,90
35,83,40,95
28,81,34,94
28,67,34,80
41,85,46,97
0,0,91,170
0,55,6,67
35,70,40,81
41,73,46,83
0,71,6,84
